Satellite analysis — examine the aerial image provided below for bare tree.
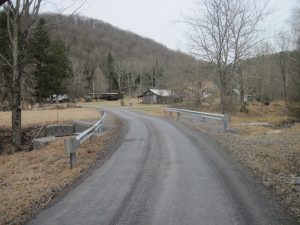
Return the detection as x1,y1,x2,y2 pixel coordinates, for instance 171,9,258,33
184,0,269,112
230,0,269,112
289,7,300,102
113,61,125,92
69,56,86,97
184,0,238,113
274,31,290,108
0,0,42,148
0,1,87,149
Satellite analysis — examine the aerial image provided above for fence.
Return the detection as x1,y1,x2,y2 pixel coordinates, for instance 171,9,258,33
64,111,107,168
164,108,229,131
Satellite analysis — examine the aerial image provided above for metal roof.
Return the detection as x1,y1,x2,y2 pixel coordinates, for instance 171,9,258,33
149,89,174,97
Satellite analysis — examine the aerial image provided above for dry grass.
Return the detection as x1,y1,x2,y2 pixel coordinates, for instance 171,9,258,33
0,115,120,225
0,108,100,128
211,124,300,222
228,101,299,135
80,97,167,117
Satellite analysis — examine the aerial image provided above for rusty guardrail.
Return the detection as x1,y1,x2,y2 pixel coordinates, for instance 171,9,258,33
64,111,107,168
164,108,229,131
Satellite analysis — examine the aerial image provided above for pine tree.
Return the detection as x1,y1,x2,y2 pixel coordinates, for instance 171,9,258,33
106,52,118,92
30,20,71,100
46,37,71,96
30,18,52,101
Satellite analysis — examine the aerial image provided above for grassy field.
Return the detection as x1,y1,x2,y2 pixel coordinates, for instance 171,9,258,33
80,97,167,117
0,107,100,128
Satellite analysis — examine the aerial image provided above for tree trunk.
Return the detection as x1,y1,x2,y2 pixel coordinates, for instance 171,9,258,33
219,70,226,114
238,69,246,112
12,46,22,147
127,74,132,96
282,73,288,109
11,1,22,148
11,88,22,147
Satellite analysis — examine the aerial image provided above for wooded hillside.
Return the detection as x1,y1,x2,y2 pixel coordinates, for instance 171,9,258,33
43,14,208,98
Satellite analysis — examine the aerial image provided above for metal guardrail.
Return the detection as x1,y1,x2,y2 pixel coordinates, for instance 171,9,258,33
64,111,107,169
164,108,229,131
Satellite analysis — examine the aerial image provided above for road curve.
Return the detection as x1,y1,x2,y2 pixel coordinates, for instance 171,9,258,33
27,108,292,225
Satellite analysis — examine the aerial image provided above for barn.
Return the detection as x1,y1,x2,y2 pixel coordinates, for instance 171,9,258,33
138,89,179,104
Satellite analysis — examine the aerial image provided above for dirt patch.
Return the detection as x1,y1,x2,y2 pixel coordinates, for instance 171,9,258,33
0,114,121,225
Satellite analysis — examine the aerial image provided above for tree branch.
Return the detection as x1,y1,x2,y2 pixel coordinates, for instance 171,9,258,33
0,52,12,67
5,7,13,45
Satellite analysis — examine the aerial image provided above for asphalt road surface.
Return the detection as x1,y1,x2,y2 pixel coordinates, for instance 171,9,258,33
27,108,292,225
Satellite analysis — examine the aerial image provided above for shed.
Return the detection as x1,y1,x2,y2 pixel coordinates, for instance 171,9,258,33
231,88,254,102
138,89,178,104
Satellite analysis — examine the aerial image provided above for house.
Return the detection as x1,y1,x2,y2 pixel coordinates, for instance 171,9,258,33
200,81,219,99
48,94,69,103
184,80,219,100
231,88,254,102
138,89,179,104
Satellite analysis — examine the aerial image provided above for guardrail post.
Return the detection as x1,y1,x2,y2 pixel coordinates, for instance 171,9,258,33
223,115,228,131
65,137,78,169
64,111,107,169
70,153,76,169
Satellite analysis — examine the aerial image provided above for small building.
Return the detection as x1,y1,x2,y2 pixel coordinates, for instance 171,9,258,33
231,88,254,102
138,89,179,104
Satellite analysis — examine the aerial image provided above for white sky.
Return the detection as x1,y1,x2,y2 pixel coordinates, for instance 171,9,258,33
42,0,299,52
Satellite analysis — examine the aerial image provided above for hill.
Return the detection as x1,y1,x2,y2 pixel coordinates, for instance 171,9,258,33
43,14,210,97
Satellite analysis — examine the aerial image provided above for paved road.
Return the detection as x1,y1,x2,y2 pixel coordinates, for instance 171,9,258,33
27,108,292,225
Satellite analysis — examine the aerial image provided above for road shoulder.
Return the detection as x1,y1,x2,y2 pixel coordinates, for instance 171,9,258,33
0,113,125,225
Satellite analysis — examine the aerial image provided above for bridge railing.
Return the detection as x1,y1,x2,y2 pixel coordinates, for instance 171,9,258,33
164,108,229,131
64,111,107,168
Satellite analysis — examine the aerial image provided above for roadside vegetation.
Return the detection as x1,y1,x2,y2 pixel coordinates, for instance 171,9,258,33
0,109,120,225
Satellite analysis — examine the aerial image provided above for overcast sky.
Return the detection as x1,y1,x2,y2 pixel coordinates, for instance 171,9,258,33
43,0,299,52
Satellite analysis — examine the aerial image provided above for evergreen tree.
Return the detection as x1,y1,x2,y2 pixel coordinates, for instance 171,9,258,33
46,38,71,96
30,18,52,101
106,52,118,92
30,19,71,100
83,63,94,92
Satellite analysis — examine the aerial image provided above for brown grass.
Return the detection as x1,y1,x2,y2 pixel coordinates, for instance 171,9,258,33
212,124,300,222
0,108,100,128
0,114,120,225
227,101,298,135
80,97,167,117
